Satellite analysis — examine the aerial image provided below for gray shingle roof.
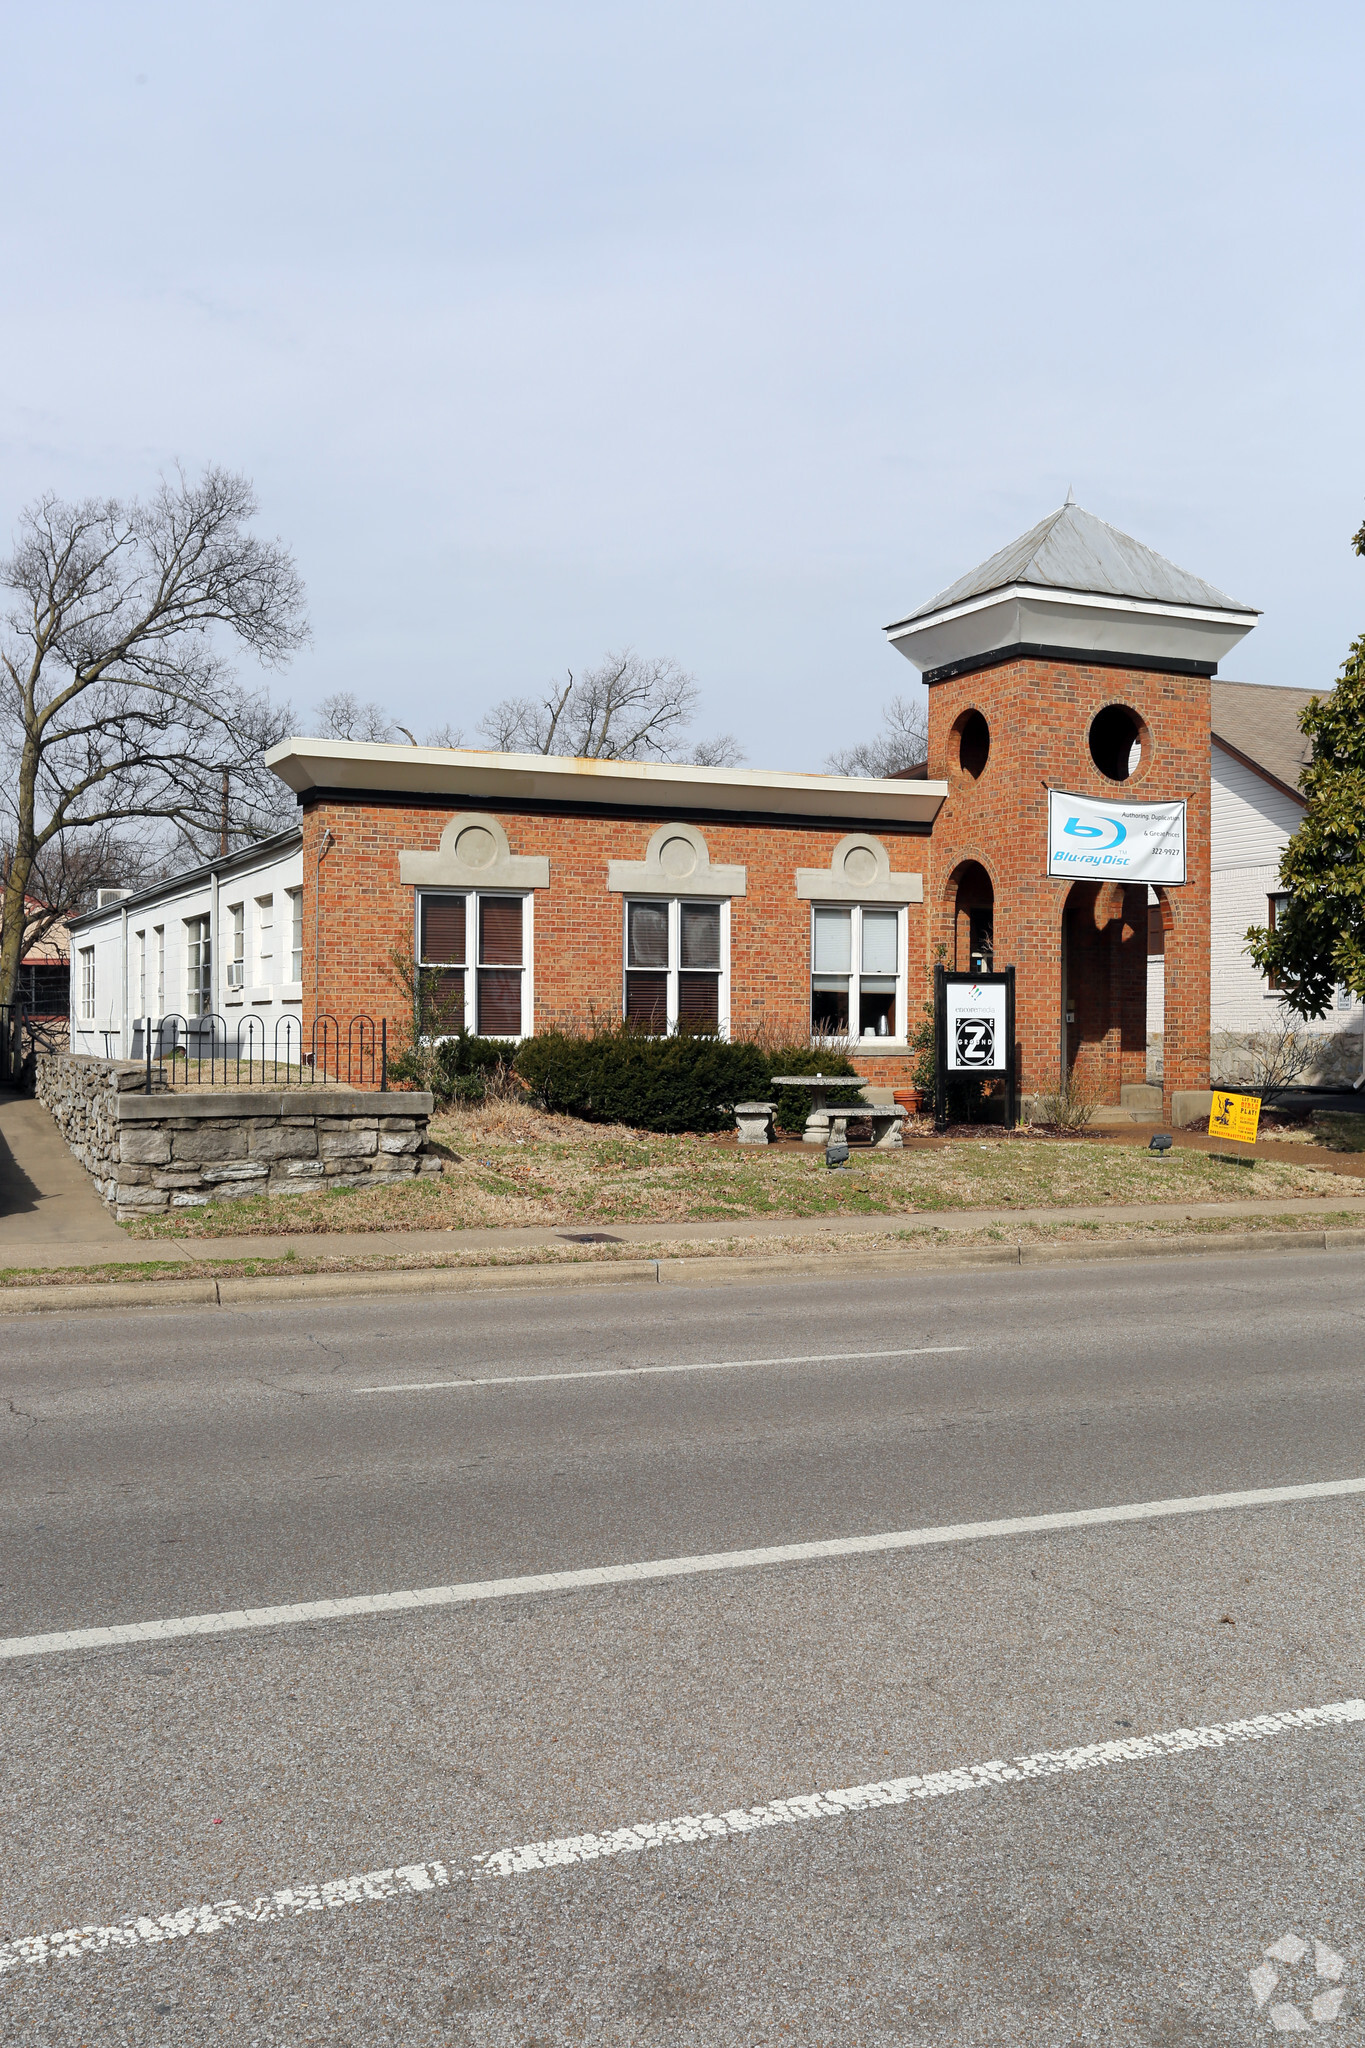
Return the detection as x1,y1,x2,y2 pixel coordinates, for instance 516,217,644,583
900,500,1257,623
1211,680,1323,799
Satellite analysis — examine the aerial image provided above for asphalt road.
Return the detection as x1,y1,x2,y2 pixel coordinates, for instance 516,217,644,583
3,1251,1365,2044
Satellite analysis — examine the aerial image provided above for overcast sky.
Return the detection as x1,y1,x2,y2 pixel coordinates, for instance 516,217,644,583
5,2,1363,768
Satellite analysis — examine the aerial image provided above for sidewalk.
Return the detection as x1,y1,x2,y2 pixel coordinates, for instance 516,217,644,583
5,1086,1365,1278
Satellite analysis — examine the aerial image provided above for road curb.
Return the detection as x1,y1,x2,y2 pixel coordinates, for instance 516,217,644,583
1,1224,1364,1314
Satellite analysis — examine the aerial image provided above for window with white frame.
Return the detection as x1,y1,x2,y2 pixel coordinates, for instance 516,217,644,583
226,903,245,990
136,930,146,1015
288,889,303,982
186,915,212,1017
417,890,529,1037
624,899,725,1033
80,947,95,1021
255,894,274,982
811,904,902,1041
154,926,164,1016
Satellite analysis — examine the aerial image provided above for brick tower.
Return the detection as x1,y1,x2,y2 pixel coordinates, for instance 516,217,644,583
885,496,1259,1118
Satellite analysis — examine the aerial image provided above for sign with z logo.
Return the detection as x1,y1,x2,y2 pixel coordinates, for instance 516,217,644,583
945,980,1007,1075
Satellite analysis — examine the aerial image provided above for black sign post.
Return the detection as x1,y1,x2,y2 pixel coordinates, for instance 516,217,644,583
934,964,1016,1132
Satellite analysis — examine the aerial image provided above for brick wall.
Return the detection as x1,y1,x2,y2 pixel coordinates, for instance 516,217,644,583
923,657,1212,1116
301,800,930,1088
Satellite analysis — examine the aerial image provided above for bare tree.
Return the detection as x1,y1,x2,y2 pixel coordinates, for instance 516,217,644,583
316,690,396,743
826,694,928,778
1,824,174,971
477,648,741,764
313,692,464,750
0,467,308,1009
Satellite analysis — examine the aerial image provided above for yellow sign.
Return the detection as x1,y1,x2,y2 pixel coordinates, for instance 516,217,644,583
1208,1091,1262,1145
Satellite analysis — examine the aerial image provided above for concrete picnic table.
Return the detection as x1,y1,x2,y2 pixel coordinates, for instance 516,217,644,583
766,1074,905,1150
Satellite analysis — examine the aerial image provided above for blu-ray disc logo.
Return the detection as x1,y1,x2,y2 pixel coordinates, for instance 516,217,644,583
1063,813,1126,850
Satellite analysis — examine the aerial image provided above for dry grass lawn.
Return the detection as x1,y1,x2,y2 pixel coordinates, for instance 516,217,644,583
121,1096,1365,1239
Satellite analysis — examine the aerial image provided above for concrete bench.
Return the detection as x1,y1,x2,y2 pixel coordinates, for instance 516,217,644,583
734,1101,776,1145
815,1105,906,1152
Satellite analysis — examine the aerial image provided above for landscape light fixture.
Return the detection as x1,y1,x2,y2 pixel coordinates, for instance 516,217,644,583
1149,1132,1173,1158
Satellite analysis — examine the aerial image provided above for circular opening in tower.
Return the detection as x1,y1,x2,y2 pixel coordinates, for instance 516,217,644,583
1089,704,1145,782
954,708,991,780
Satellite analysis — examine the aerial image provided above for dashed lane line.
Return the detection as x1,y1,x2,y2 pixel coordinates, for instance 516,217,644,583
4,1697,1361,1978
354,1343,969,1394
3,1474,1364,1663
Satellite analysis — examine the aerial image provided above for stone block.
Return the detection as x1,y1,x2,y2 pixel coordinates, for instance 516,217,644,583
154,1169,209,1190
169,1191,211,1207
118,1126,172,1164
368,1152,417,1175
379,1131,421,1154
319,1126,378,1158
200,1161,270,1183
248,1125,318,1161
171,1126,248,1163
417,1153,444,1174
114,1183,168,1208
1120,1083,1164,1117
378,1117,419,1133
277,1158,326,1179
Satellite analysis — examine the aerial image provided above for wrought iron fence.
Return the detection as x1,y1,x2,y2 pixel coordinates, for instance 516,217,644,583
142,1013,389,1092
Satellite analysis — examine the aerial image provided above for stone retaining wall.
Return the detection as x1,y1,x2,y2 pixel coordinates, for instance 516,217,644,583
35,1053,438,1222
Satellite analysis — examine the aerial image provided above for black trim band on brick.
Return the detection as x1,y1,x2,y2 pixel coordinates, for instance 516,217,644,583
922,642,1218,686
295,788,935,836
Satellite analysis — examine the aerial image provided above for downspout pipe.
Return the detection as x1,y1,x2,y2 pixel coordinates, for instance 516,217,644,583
120,903,129,1060
209,870,219,1030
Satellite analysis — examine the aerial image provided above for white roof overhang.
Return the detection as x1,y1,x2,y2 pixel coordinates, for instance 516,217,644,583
264,740,948,826
885,583,1258,676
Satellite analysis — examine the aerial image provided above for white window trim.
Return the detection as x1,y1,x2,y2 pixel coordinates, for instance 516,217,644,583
185,914,212,1019
225,902,246,995
622,896,731,1037
414,888,534,1040
255,893,274,986
810,902,908,1049
287,888,303,988
153,926,165,1018
79,946,95,1021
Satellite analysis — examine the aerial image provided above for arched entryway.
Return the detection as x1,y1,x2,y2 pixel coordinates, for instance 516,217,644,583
949,860,995,973
1060,880,1149,1102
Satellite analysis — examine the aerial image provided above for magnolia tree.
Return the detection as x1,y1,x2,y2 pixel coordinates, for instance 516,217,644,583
0,468,307,1010
1245,520,1365,1015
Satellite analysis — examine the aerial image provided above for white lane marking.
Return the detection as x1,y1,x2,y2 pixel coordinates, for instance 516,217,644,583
4,1697,1360,1978
354,1345,968,1395
4,1474,1365,1664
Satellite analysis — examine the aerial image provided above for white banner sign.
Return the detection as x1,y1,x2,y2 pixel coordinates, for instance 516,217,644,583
945,979,1007,1074
1047,789,1186,884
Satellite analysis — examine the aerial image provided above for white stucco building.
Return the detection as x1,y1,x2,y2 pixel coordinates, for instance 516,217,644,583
1148,680,1361,1084
67,830,304,1062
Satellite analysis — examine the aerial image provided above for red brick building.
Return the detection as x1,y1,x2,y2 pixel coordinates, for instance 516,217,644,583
259,498,1257,1115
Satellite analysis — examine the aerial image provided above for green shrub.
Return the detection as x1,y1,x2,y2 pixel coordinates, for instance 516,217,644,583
389,1028,513,1108
513,1025,861,1135
514,1024,768,1133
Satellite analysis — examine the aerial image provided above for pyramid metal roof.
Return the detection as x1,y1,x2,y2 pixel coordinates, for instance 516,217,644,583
897,499,1257,625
